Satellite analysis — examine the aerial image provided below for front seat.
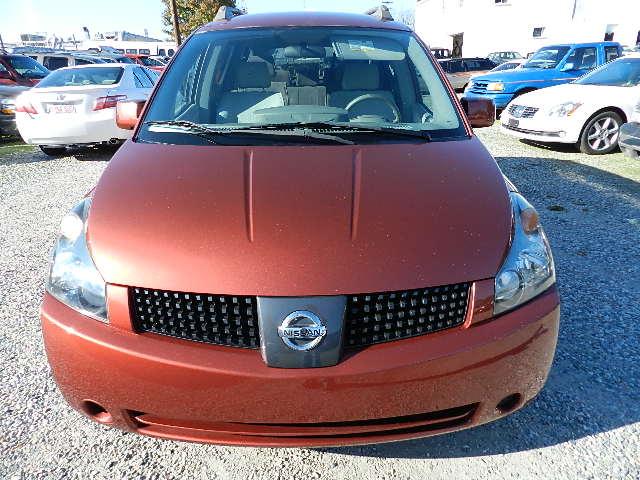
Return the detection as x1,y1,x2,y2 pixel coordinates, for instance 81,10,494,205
329,62,399,122
216,62,284,124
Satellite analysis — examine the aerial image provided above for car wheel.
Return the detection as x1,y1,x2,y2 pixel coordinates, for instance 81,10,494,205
39,146,67,156
621,147,639,160
579,111,623,155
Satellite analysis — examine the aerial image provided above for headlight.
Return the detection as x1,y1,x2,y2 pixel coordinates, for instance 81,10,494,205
486,82,505,92
47,197,107,321
0,98,15,115
494,192,555,315
548,102,582,117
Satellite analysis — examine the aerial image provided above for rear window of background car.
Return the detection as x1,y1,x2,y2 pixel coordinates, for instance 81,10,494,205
36,67,124,88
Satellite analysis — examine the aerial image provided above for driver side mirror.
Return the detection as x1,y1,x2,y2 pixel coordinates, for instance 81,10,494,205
461,97,495,128
116,100,146,130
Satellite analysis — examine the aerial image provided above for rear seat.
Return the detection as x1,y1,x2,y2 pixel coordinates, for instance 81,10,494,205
216,63,284,123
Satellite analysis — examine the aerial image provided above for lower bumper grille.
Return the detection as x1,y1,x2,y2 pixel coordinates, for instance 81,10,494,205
130,282,471,349
131,403,478,445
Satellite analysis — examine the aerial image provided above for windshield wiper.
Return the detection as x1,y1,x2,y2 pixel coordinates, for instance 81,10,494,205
241,122,432,142
145,120,354,145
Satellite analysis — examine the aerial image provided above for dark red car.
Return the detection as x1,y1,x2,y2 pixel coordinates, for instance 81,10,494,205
0,54,50,87
125,54,166,73
41,7,559,447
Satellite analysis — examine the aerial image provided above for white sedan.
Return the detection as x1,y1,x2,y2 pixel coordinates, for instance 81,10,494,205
500,55,640,154
15,63,158,156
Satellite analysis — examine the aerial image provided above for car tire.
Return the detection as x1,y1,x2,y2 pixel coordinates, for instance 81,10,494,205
39,146,67,156
579,111,623,155
621,147,639,160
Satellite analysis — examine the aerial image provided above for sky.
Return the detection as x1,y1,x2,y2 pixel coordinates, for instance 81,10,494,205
0,0,415,43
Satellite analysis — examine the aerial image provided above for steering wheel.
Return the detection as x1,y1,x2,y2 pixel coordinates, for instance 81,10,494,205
345,93,401,123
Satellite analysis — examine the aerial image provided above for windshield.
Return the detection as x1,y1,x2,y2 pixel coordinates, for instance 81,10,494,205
576,58,640,87
139,27,464,145
140,57,164,67
523,46,570,69
7,55,50,79
36,67,123,87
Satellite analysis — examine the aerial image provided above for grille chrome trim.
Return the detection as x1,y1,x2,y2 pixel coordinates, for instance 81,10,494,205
507,104,539,118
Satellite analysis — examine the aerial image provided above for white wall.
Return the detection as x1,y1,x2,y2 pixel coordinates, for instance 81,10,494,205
415,0,640,57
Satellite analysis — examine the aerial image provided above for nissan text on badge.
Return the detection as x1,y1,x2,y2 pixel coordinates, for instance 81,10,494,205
40,7,560,447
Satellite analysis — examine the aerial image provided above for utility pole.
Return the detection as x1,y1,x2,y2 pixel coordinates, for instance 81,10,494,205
0,33,4,51
169,0,182,45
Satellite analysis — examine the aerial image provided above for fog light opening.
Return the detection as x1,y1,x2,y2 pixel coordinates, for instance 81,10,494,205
496,394,522,414
81,400,113,424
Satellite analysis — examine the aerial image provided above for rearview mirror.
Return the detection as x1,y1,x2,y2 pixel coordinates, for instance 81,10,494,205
461,97,495,128
116,100,146,130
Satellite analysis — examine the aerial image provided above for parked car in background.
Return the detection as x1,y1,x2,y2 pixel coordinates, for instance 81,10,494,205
619,92,640,159
487,51,523,65
439,57,497,91
0,85,30,136
149,56,169,65
500,55,640,154
40,7,560,448
28,52,107,70
465,42,623,110
15,63,158,155
490,59,525,72
0,54,50,86
431,47,451,59
125,54,166,72
92,53,136,64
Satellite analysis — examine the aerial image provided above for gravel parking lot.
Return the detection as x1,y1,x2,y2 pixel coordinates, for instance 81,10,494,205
1,127,639,480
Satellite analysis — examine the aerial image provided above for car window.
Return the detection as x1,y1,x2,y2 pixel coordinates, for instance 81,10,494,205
75,58,92,66
564,47,597,70
604,46,620,63
139,27,464,144
8,55,50,78
523,46,570,69
126,49,137,54
139,49,151,55
133,67,154,88
576,58,640,87
44,56,69,70
36,67,124,87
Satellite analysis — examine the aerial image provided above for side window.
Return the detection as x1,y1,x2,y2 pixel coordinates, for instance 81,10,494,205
43,56,68,70
126,49,137,54
139,49,151,55
133,67,154,88
565,47,597,70
605,46,620,63
158,49,166,56
175,50,205,116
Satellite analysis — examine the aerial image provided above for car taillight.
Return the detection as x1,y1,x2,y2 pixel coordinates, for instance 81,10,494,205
15,98,38,114
93,95,127,111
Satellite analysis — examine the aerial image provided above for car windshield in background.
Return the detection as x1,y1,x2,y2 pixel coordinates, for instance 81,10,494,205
576,58,640,87
7,55,50,79
140,57,164,67
524,46,570,69
139,27,465,145
36,67,124,88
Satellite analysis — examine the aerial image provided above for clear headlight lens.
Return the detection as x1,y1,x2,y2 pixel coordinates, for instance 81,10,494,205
548,102,582,117
486,82,505,92
47,197,107,321
494,192,556,315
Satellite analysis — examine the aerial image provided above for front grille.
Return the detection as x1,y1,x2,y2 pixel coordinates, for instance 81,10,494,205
508,104,539,118
469,81,488,93
345,283,470,348
130,282,471,350
131,288,259,348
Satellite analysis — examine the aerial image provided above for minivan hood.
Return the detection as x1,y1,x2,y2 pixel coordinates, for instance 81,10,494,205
88,138,511,296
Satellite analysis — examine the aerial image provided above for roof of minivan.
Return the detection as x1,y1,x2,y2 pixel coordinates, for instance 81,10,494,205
198,11,412,33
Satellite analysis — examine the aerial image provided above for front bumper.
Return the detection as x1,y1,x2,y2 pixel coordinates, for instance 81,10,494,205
499,110,582,144
463,91,514,109
619,122,640,152
42,285,560,447
0,114,19,136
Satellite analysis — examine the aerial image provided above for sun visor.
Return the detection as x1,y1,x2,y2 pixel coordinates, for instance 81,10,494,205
332,37,405,61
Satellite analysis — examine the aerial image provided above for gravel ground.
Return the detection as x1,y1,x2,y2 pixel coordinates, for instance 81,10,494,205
1,129,639,480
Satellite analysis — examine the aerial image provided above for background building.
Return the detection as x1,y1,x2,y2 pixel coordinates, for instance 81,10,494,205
415,0,640,57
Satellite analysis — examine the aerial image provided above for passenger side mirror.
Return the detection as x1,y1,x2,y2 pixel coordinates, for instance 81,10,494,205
116,100,146,130
461,97,495,128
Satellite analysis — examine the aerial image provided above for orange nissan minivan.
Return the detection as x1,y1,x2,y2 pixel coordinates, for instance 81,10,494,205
41,7,559,447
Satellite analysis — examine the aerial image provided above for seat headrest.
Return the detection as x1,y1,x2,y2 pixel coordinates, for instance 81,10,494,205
236,62,271,89
341,63,380,90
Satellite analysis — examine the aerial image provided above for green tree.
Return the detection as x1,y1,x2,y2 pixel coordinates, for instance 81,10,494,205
161,0,237,40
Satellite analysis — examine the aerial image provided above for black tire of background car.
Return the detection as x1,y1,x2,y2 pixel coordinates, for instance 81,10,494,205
579,111,624,155
39,145,67,156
